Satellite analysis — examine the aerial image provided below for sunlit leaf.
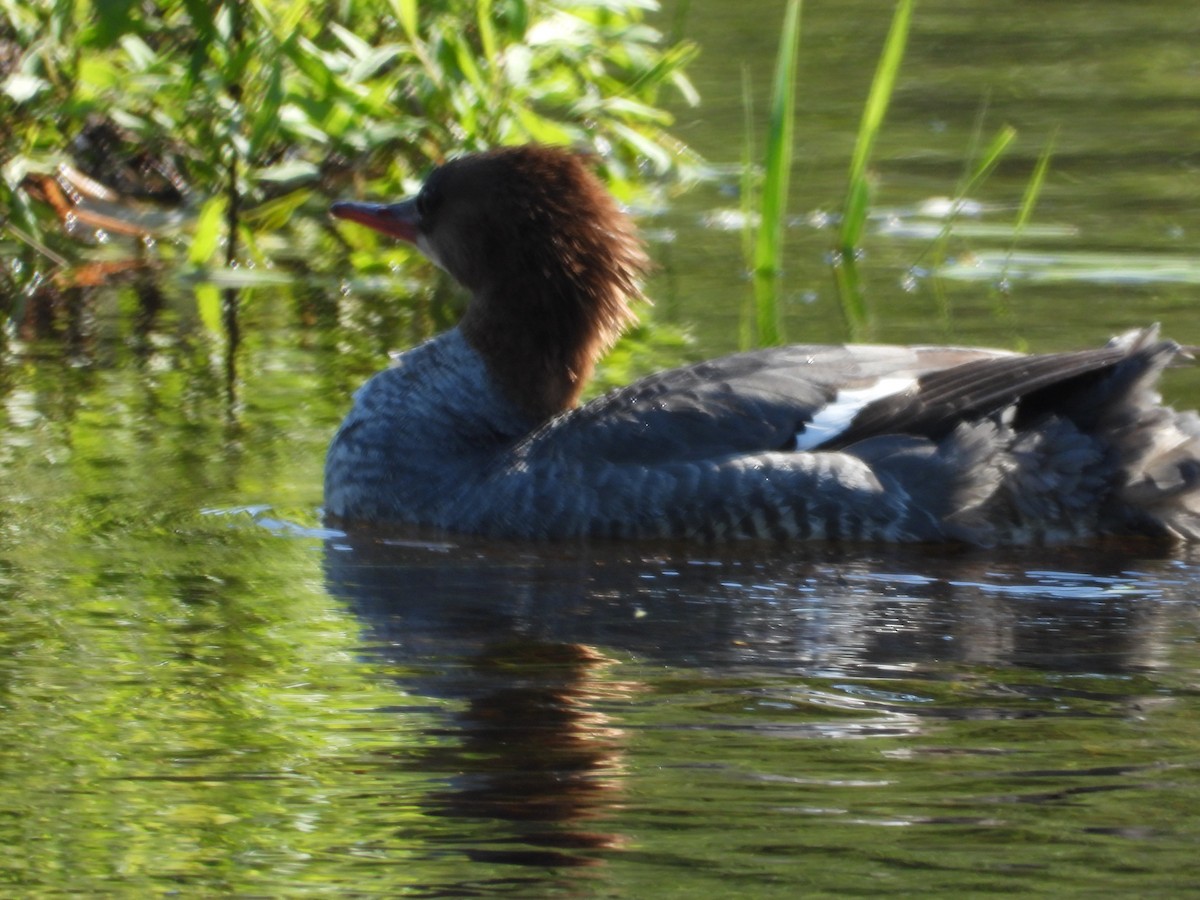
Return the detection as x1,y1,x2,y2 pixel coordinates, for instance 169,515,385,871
477,0,498,67
254,160,321,184
514,107,576,145
214,4,234,43
118,34,158,71
1,73,48,103
599,96,673,124
391,0,418,37
447,31,487,93
194,280,223,334
348,44,405,84
329,22,373,60
609,121,672,173
243,189,314,231
189,196,229,268
249,58,285,157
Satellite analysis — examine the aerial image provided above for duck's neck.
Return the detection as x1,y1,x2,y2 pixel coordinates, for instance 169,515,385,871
461,278,633,422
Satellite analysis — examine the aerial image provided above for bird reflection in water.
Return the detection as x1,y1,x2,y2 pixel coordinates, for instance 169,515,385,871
325,526,1188,875
424,638,633,867
326,530,647,870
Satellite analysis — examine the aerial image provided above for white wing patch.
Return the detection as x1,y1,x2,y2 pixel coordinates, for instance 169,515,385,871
794,376,917,450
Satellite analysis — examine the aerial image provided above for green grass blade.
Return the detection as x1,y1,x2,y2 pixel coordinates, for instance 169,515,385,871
969,125,1018,193
740,64,758,350
914,122,1016,270
1000,129,1057,285
1014,130,1056,237
833,255,868,340
740,65,757,268
476,0,498,79
751,0,802,347
838,0,913,254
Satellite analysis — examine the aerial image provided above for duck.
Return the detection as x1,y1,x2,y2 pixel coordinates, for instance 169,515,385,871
327,144,1200,544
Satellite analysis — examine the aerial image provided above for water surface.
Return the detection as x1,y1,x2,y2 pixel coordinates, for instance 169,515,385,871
2,0,1200,895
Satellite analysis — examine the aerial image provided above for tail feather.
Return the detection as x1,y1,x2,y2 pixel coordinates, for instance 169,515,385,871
863,327,1200,543
1116,403,1200,539
1065,330,1200,539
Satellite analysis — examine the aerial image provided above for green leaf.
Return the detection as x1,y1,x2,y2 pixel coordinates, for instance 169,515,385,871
249,58,285,158
189,196,229,267
253,159,320,184
348,44,405,84
88,0,140,47
194,281,224,334
609,121,672,174
448,31,487,93
118,34,158,71
181,0,218,43
477,0,498,68
599,96,674,124
329,22,373,60
1,73,49,103
391,0,418,38
242,188,313,231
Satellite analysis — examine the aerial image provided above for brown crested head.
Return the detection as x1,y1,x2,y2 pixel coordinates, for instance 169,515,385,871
335,144,649,421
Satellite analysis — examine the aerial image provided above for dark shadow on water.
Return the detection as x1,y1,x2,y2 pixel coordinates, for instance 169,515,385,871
322,529,1195,881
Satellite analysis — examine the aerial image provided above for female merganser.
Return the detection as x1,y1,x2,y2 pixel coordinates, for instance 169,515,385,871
328,144,1200,543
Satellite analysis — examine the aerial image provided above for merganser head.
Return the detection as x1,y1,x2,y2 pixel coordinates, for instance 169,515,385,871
332,144,649,420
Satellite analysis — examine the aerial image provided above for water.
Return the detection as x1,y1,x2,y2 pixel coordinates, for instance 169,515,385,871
6,528,1200,894
3,0,1200,895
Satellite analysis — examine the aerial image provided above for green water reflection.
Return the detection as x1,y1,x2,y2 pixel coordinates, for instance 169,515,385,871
3,0,1200,895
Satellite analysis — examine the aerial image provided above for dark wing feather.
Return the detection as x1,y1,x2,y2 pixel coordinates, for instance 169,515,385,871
829,329,1180,449
528,343,1015,464
825,348,1126,448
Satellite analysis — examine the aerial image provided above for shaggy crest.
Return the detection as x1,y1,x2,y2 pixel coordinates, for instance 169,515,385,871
417,145,648,419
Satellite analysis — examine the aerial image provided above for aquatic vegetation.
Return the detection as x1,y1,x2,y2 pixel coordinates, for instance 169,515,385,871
740,0,915,345
735,0,1063,346
0,0,700,318
745,0,801,348
832,0,912,336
